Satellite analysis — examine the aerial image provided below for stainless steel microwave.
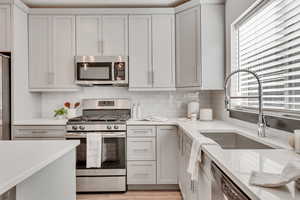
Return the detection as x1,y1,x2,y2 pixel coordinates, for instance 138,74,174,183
75,56,128,86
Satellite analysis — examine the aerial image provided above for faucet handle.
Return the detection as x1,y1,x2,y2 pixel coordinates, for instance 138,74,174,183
224,97,230,110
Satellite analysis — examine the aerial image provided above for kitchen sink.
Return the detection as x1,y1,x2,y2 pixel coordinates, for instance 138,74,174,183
200,132,275,149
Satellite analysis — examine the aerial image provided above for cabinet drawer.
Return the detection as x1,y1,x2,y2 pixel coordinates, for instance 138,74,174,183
127,138,156,160
13,126,65,139
127,126,156,137
127,161,156,184
77,176,126,192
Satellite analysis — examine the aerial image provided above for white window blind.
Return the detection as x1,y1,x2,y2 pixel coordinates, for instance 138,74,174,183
234,0,300,113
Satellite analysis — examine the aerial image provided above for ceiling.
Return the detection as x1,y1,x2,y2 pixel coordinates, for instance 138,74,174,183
21,0,189,8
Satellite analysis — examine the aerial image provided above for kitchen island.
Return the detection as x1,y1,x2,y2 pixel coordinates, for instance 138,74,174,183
0,140,79,200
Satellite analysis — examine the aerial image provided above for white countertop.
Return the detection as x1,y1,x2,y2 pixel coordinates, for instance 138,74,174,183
0,140,79,195
13,118,68,126
204,146,300,200
12,117,300,199
128,119,299,200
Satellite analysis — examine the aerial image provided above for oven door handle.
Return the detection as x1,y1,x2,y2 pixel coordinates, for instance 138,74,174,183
101,132,126,138
65,132,126,139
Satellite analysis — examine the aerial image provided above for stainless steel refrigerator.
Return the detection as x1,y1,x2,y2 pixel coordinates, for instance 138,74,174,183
0,54,12,200
0,53,11,140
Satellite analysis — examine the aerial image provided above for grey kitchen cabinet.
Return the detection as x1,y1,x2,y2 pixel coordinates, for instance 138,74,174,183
127,125,156,137
127,137,156,161
127,125,157,185
156,126,178,184
175,3,225,90
0,5,11,52
12,125,66,140
176,7,200,89
28,15,78,92
127,161,157,185
127,125,178,186
129,15,175,91
76,15,128,56
128,15,152,89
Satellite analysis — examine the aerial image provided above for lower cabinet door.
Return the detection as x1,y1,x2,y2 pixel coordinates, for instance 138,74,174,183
127,161,156,184
197,168,212,200
156,126,178,184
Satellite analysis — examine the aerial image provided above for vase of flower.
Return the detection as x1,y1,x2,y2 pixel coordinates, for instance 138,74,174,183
64,102,80,119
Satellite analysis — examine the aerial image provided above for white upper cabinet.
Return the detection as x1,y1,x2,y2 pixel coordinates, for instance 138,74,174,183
0,5,11,52
129,15,152,89
176,7,201,88
76,15,128,56
76,16,101,56
176,3,225,90
152,15,175,89
29,15,51,89
52,16,76,88
29,15,78,91
129,14,175,91
102,15,128,56
156,126,178,184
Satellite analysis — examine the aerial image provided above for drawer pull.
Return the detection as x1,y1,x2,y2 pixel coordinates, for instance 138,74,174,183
131,164,153,167
134,173,149,177
133,149,148,152
31,131,48,134
133,130,150,133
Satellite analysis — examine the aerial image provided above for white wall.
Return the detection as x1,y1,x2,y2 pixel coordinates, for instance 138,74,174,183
211,0,256,120
41,88,211,119
12,4,41,121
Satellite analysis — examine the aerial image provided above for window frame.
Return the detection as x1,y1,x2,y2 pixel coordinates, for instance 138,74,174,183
229,0,300,121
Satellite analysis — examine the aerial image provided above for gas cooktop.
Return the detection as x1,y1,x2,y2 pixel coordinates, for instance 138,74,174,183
67,114,130,124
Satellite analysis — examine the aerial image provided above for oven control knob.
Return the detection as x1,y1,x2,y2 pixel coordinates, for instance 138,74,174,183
107,125,112,130
114,125,119,129
72,126,78,130
79,126,85,130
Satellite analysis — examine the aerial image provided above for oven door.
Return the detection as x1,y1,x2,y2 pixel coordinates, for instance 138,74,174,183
66,132,126,176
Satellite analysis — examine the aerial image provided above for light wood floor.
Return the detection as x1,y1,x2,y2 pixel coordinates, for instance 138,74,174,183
77,191,182,200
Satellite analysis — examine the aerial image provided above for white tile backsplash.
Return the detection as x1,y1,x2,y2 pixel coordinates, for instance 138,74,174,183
41,87,212,119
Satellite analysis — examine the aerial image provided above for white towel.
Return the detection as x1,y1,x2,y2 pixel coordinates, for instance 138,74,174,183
143,115,168,122
249,160,300,187
187,136,216,181
86,133,102,168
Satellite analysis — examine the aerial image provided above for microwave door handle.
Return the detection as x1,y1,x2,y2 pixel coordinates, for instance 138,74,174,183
112,62,115,81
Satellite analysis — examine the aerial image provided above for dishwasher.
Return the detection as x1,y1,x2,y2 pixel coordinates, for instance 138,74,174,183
211,162,251,200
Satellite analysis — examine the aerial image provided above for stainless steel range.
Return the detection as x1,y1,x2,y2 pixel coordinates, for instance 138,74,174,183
66,99,131,193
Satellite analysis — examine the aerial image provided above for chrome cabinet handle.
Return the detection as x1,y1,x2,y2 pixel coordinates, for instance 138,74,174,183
98,41,103,54
131,163,152,167
133,148,148,152
47,72,54,84
133,130,150,134
98,41,101,53
152,70,154,85
148,70,152,86
31,131,48,134
134,173,149,177
191,180,195,193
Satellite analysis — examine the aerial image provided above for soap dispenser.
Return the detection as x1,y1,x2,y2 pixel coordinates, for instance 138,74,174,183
136,102,142,120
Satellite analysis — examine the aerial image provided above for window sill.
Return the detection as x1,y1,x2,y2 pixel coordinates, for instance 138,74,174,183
229,108,300,133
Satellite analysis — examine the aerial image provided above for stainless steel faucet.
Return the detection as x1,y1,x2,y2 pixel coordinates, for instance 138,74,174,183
224,69,266,137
